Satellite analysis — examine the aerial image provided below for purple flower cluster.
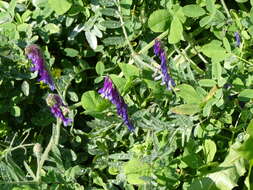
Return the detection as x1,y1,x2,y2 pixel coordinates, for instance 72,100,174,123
25,44,55,91
153,39,175,90
98,77,134,131
235,32,241,47
46,94,72,126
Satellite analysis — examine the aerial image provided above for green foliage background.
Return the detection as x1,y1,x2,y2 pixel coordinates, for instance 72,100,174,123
1,0,253,189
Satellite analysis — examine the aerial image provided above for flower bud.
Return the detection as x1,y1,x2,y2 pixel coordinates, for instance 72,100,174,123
33,143,42,157
46,94,57,107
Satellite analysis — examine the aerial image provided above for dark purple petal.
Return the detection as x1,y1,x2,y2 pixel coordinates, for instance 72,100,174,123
99,77,134,131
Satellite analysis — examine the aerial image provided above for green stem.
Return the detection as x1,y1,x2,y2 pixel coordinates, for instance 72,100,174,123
116,0,158,72
0,180,39,185
234,54,253,65
173,45,204,74
69,102,82,110
8,143,34,153
36,121,61,182
138,30,169,54
54,119,61,145
220,0,231,19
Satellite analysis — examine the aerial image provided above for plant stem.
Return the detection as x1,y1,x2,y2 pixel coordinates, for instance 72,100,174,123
54,119,61,145
220,0,231,19
8,143,34,153
138,30,169,54
234,54,253,65
36,120,61,182
173,45,204,74
69,101,82,110
116,0,158,72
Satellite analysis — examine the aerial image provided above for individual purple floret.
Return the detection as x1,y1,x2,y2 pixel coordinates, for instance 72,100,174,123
153,40,175,90
153,39,162,56
98,77,134,131
25,44,55,91
235,32,241,47
46,94,72,126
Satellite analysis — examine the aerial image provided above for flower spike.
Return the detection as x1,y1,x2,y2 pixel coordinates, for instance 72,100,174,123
99,77,134,131
25,44,55,91
46,94,72,126
153,40,175,90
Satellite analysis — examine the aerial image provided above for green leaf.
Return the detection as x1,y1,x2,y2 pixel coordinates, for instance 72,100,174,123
123,159,151,185
64,48,79,57
171,104,201,115
48,0,72,15
212,62,222,81
198,79,217,87
120,0,132,15
190,142,246,190
223,37,231,52
181,153,203,169
204,139,216,163
32,0,47,7
168,16,183,44
109,74,127,93
148,9,171,32
44,23,60,34
21,80,29,96
201,40,226,62
10,106,21,117
102,36,125,46
95,62,105,76
238,89,253,101
101,8,118,17
247,119,253,136
100,20,121,29
245,161,253,190
118,63,139,78
81,90,109,112
182,5,206,18
203,98,216,117
68,91,79,102
98,0,115,7
235,0,248,2
206,0,216,13
85,30,97,50
176,84,203,104
238,136,253,160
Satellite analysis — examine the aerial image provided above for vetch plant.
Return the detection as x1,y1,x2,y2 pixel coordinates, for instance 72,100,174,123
25,44,55,91
153,39,175,90
46,94,72,126
99,76,134,131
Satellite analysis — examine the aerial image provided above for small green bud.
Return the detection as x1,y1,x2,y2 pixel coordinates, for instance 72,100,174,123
33,143,42,157
46,94,57,107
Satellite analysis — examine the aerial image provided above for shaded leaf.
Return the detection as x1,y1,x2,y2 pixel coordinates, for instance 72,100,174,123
171,104,201,115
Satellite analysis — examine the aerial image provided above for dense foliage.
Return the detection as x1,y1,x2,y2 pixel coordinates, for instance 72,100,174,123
1,0,253,189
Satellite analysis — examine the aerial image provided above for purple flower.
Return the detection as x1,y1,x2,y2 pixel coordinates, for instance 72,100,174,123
25,44,55,91
98,77,134,131
46,94,72,126
154,39,162,56
153,40,175,90
235,32,241,47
